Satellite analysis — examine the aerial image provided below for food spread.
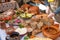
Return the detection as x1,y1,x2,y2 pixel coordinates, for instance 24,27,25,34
0,2,60,40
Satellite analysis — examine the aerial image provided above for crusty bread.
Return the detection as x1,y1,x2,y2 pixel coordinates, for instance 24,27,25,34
28,37,52,40
28,6,40,15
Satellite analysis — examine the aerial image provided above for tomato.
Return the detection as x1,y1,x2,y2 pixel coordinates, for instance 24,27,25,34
2,18,7,21
7,16,12,20
9,16,12,20
6,17,10,20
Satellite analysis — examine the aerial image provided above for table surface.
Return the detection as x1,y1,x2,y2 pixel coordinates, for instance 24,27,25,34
21,32,60,40
21,20,60,40
36,33,60,40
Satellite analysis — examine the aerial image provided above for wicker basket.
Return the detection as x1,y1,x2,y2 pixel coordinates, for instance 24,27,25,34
0,1,19,12
42,25,60,39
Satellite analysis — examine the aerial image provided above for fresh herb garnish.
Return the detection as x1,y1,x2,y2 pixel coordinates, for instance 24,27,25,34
24,36,29,40
19,23,24,28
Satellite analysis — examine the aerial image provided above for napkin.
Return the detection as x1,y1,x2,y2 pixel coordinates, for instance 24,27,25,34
0,29,7,40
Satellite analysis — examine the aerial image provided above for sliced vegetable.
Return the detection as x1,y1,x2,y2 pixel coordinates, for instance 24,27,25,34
19,23,24,28
20,13,32,18
24,36,29,40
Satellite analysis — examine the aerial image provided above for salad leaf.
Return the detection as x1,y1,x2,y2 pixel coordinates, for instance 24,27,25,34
19,23,24,28
24,36,29,40
16,11,20,15
5,20,9,23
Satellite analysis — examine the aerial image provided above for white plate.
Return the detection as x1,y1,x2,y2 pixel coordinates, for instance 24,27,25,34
15,28,27,35
38,4,47,10
21,35,27,40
